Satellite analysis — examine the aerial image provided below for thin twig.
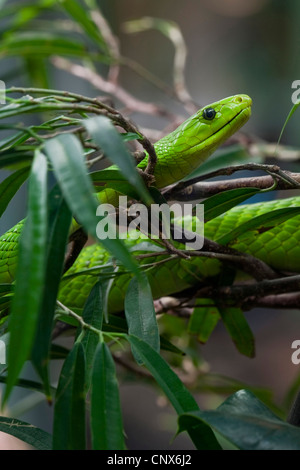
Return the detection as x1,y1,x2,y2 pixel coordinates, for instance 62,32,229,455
7,86,159,179
164,163,300,199
52,56,174,118
91,9,120,84
166,172,300,200
196,274,300,309
123,17,198,114
255,292,300,309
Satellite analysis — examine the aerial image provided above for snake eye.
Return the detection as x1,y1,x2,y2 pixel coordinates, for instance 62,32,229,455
203,107,216,120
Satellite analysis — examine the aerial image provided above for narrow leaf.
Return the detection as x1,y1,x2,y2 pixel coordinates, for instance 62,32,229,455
80,281,103,390
0,150,32,170
0,32,88,57
178,390,300,450
219,308,255,358
127,335,221,449
277,101,300,147
0,416,52,450
0,376,56,395
102,315,184,355
203,187,260,221
60,0,107,49
188,299,220,344
5,150,48,404
90,168,127,184
44,133,140,278
84,116,152,205
0,284,13,295
31,185,72,397
53,341,86,450
125,274,160,364
121,132,141,142
25,57,50,89
91,342,125,450
0,167,30,218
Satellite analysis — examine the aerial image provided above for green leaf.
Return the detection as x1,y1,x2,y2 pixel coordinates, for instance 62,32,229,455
53,341,86,450
0,376,56,395
50,343,70,360
178,390,300,450
101,181,143,201
31,185,72,397
188,299,220,344
129,241,165,253
127,336,195,414
0,32,88,57
44,133,140,279
159,335,185,356
0,167,30,217
0,150,32,170
217,207,300,245
59,0,107,50
121,132,141,142
0,416,52,450
194,374,275,408
0,284,13,295
10,3,48,29
126,335,221,449
84,116,152,205
0,131,28,152
98,264,117,323
102,314,184,355
5,150,48,404
25,57,50,89
277,101,300,147
0,167,29,216
90,342,125,450
90,168,127,185
203,187,260,222
219,308,255,358
92,168,142,198
80,281,103,390
125,274,160,364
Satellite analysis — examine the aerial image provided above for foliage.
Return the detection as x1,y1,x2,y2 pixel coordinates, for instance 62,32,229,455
0,0,299,451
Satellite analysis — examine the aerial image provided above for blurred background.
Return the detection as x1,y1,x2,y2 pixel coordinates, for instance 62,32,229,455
1,0,300,450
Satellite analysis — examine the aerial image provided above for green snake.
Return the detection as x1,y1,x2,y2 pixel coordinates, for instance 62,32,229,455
1,93,299,313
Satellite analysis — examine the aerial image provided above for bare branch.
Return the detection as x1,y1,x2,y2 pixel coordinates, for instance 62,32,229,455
123,17,198,114
52,56,174,119
164,163,300,199
90,9,121,84
255,293,300,309
166,172,300,200
195,274,300,310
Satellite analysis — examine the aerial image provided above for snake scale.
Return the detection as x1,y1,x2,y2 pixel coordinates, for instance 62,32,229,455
0,94,299,313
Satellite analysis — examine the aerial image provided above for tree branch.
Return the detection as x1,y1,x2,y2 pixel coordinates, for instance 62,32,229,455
164,164,300,200
195,274,300,310
51,56,174,119
166,172,300,200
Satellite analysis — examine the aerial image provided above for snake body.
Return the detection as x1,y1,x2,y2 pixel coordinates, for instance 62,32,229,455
1,94,299,313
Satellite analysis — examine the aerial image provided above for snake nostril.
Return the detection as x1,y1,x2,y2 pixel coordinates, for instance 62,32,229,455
235,96,243,103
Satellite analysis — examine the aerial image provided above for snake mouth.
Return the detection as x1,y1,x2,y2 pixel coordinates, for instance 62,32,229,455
212,103,252,140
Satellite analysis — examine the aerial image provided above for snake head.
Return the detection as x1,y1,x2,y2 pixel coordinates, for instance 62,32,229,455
151,94,252,188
